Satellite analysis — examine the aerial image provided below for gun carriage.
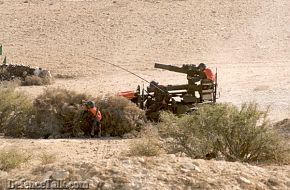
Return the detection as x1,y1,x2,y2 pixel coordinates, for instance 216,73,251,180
119,63,218,121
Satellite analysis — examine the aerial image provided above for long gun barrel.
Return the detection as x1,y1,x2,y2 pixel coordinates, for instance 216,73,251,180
154,63,188,74
154,63,203,77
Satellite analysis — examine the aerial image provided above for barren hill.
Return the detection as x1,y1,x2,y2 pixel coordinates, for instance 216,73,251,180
0,1,290,189
1,0,290,120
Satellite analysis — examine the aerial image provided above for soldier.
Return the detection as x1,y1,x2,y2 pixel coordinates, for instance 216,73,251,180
198,63,215,81
146,81,170,121
82,100,102,137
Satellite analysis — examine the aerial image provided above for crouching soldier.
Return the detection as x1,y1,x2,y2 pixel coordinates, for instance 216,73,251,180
82,100,102,138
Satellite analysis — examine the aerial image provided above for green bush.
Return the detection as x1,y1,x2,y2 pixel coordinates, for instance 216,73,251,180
0,88,34,137
0,149,30,171
159,103,289,163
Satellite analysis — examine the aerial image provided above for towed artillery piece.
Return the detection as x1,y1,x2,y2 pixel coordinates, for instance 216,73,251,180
119,63,218,121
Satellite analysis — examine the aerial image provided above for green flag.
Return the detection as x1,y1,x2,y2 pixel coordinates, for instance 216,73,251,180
3,56,6,64
0,44,2,56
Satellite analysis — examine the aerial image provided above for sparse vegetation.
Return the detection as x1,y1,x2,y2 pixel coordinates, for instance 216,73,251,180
0,86,288,165
22,76,53,86
274,119,290,138
54,74,76,79
0,88,34,137
95,95,146,137
32,88,91,138
0,87,146,138
31,88,145,138
127,138,162,157
40,153,56,165
0,149,30,171
159,103,289,163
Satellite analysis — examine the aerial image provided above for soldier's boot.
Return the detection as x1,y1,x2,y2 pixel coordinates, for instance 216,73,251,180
90,126,95,137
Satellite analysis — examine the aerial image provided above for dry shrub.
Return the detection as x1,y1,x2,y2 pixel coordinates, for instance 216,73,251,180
40,153,56,165
54,74,76,79
29,88,146,138
0,149,30,171
0,87,145,138
22,76,53,86
274,119,290,138
96,95,146,136
0,79,21,87
0,88,34,137
127,138,162,157
0,67,10,80
159,103,289,164
31,88,90,138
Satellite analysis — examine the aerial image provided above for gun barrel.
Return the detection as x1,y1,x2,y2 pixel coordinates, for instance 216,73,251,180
154,63,187,74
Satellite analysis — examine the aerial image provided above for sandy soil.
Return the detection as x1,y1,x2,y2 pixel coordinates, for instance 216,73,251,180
0,0,290,189
1,138,290,190
1,0,290,121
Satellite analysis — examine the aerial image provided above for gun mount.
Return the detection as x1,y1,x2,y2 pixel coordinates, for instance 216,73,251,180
119,63,218,121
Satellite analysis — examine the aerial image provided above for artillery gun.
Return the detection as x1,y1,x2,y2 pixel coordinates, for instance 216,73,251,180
119,63,218,121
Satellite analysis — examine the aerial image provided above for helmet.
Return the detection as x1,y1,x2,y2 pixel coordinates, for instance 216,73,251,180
198,63,206,69
86,101,95,108
150,81,159,88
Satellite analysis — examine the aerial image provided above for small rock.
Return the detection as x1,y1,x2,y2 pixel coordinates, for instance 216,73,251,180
168,154,176,159
194,166,201,172
267,177,279,186
102,182,113,190
0,171,8,179
141,169,148,175
51,170,70,180
41,171,53,181
180,168,191,173
158,166,175,174
157,174,168,182
138,157,145,164
180,161,201,172
122,159,131,165
237,176,251,185
191,161,200,167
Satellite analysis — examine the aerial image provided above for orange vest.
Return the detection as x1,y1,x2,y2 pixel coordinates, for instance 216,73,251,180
204,68,215,81
88,107,102,121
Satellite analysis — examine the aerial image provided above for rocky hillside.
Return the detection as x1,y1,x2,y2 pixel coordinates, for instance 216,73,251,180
0,139,289,190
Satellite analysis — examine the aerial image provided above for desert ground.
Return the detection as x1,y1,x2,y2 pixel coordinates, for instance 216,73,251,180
0,0,290,189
